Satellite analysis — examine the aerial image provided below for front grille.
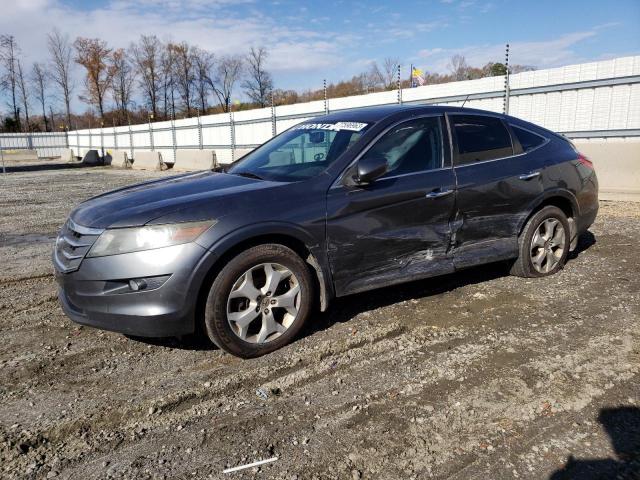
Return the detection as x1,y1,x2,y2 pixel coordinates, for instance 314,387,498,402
54,219,103,273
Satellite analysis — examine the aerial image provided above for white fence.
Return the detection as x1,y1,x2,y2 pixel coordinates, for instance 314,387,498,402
2,55,640,164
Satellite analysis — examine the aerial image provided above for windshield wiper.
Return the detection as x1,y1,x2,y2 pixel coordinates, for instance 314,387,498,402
232,171,264,180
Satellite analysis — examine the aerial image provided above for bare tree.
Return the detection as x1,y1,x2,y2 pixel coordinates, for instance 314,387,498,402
448,54,470,81
0,34,21,130
74,37,113,121
362,62,385,92
47,29,74,128
381,57,401,89
16,59,30,131
130,35,162,119
169,42,195,116
192,47,214,113
31,62,49,131
208,55,243,112
160,43,176,118
242,47,273,108
109,49,135,123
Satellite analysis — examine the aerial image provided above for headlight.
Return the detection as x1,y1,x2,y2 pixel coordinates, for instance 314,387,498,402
87,220,215,258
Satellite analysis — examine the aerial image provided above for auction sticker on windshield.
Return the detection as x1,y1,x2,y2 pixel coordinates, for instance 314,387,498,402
293,121,368,132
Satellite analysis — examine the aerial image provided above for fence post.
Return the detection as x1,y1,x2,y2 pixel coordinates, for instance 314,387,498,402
128,120,134,161
397,64,403,104
271,92,276,137
197,111,203,149
75,126,79,159
113,120,118,151
229,110,236,162
324,79,329,114
0,135,5,175
171,110,177,163
89,128,92,151
503,43,510,115
100,123,105,161
148,113,154,151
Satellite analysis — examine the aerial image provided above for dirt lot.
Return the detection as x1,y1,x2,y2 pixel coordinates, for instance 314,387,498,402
1,166,639,480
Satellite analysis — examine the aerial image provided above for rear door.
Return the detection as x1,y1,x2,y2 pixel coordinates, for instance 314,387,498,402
326,115,457,296
448,113,544,268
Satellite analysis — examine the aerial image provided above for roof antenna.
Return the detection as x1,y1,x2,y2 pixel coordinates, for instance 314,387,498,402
461,94,471,108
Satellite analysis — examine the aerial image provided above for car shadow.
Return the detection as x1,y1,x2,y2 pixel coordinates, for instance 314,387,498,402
549,406,640,480
129,231,597,352
303,260,512,339
567,230,596,262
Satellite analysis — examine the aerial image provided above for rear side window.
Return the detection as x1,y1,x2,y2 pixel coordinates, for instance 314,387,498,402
452,115,513,165
511,125,546,152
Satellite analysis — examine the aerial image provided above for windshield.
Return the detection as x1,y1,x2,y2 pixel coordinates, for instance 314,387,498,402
227,121,370,182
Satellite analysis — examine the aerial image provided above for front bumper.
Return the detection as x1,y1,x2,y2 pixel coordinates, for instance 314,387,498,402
55,242,216,337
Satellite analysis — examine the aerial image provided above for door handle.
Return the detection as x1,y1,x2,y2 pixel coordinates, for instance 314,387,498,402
426,189,454,199
519,171,540,180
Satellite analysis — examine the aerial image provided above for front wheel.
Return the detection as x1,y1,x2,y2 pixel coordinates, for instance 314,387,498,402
510,206,570,278
204,244,314,358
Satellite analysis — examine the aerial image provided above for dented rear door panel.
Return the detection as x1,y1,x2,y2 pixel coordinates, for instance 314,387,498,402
451,151,545,269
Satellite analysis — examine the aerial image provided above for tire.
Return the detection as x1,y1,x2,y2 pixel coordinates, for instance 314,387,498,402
204,244,314,358
510,206,570,278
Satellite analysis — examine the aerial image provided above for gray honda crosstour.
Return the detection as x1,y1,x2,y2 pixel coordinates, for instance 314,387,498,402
54,105,598,357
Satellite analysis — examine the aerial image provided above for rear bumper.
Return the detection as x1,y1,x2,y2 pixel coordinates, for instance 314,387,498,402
54,242,217,337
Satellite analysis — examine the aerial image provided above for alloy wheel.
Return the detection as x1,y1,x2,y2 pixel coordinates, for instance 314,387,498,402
226,263,301,344
530,218,566,274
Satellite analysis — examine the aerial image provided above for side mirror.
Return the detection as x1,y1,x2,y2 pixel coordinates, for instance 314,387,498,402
356,155,387,184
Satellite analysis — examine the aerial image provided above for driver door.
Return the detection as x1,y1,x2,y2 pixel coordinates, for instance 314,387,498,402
326,115,457,296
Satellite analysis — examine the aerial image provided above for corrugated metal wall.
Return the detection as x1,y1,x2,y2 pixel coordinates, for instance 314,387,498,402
2,56,639,163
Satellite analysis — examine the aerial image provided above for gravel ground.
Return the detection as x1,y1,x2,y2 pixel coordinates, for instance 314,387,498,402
0,166,639,480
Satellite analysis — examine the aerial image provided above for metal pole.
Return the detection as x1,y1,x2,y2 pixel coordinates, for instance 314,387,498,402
397,64,402,104
323,79,329,114
503,43,510,115
128,119,134,161
1,135,5,175
270,91,276,138
197,111,203,149
113,119,118,150
229,110,236,162
148,112,154,151
100,122,105,162
171,108,177,163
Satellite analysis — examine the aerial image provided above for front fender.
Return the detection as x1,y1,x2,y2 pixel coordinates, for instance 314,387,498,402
196,221,334,311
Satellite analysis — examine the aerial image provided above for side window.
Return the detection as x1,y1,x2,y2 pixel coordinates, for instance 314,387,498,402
511,125,546,152
361,116,443,177
452,115,513,165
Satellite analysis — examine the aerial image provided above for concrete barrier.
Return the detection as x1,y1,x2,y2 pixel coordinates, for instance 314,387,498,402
60,148,79,162
573,139,640,202
172,149,217,171
81,150,103,165
107,150,130,169
132,151,163,171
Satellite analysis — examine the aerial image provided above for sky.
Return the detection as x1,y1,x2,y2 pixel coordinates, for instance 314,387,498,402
1,0,639,111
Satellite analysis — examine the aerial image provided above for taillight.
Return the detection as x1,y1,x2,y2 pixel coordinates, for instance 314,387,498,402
577,152,593,169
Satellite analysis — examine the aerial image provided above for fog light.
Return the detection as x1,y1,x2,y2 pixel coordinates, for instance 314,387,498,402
129,278,148,291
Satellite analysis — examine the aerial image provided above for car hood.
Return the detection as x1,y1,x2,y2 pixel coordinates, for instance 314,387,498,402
71,171,281,229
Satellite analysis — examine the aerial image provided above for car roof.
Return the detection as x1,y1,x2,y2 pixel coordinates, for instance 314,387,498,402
311,104,505,124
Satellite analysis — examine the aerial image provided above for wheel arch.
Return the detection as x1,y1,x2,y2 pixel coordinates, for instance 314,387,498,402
194,224,333,336
518,189,580,249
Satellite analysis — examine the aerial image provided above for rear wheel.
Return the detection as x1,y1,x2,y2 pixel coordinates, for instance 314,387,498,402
204,244,313,358
510,206,570,278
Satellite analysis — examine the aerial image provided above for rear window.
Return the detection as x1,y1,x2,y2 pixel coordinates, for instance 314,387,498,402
511,125,547,152
452,115,513,165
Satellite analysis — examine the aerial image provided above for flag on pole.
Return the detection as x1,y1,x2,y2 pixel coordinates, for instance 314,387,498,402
411,66,425,87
